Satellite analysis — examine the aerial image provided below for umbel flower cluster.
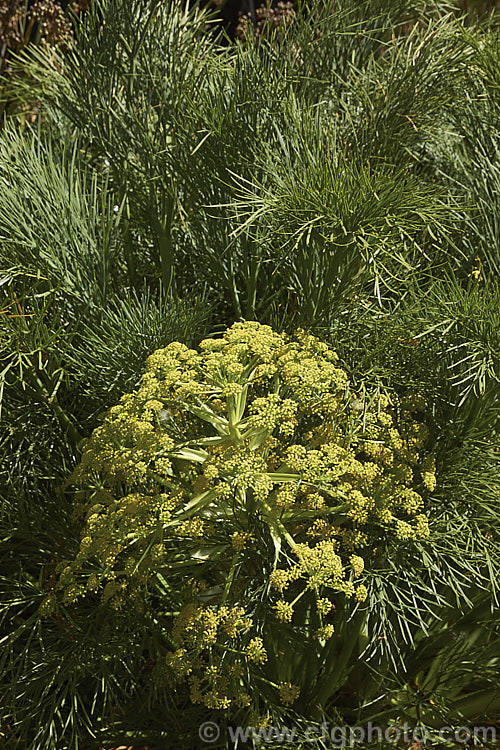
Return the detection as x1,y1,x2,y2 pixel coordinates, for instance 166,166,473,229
47,322,435,711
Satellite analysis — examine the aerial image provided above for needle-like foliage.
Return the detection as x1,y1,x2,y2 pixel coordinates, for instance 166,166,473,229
1,0,499,747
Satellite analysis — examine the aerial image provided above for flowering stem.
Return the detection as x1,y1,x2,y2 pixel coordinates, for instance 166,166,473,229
222,551,240,604
261,501,297,550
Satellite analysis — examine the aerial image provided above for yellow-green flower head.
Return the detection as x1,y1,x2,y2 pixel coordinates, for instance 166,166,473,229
53,321,436,710
279,682,301,705
394,519,415,541
38,594,57,618
355,584,368,603
349,555,365,578
245,637,268,664
231,531,253,551
422,471,437,492
294,540,345,589
219,606,253,637
315,624,335,641
316,597,334,616
414,514,430,538
269,568,293,592
166,648,193,679
274,599,294,623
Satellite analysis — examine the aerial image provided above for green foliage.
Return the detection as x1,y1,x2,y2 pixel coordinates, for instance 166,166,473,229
14,0,469,320
0,266,212,518
1,0,499,747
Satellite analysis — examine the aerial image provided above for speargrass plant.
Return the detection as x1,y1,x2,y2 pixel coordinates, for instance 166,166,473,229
0,0,499,747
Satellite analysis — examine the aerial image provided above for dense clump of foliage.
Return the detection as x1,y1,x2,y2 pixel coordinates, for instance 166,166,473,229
48,322,435,716
0,0,499,748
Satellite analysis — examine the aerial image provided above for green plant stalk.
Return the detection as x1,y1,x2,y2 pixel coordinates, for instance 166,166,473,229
452,688,500,719
28,369,82,451
314,607,368,707
152,191,175,296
